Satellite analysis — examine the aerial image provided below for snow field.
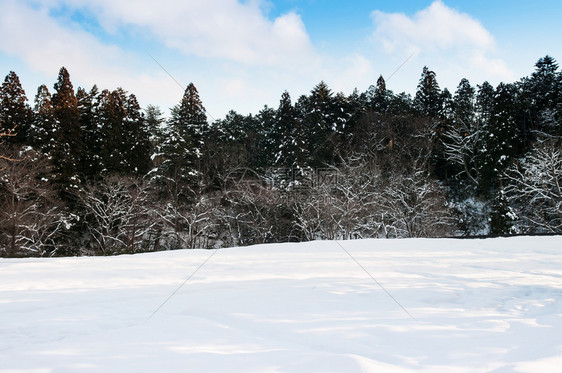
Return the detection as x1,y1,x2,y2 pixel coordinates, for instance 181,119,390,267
1,237,561,372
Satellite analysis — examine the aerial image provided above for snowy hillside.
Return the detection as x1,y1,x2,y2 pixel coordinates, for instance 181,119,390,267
1,237,561,372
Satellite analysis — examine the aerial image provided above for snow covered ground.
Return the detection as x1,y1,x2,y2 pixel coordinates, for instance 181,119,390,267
1,237,561,372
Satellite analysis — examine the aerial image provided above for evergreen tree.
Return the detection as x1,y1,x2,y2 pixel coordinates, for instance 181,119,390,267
332,91,358,160
387,92,414,115
453,78,476,129
271,91,305,168
32,85,58,155
0,71,32,145
155,83,208,200
241,111,268,170
122,92,152,176
439,88,454,121
476,81,495,126
302,81,337,166
90,88,151,176
77,85,101,179
249,106,274,169
520,55,561,139
478,83,521,192
368,75,392,113
51,67,84,192
145,105,165,145
431,88,453,179
414,66,442,117
489,190,516,235
96,89,126,174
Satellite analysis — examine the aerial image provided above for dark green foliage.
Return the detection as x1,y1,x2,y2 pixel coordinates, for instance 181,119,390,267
122,93,152,176
414,66,442,118
489,190,516,235
519,55,562,141
145,105,165,144
32,84,58,155
367,75,392,113
93,88,152,176
301,81,338,167
476,81,495,126
453,79,476,128
0,71,33,145
51,67,84,193
97,89,127,174
478,83,521,192
154,83,207,200
253,106,276,169
431,88,453,179
270,91,306,168
78,85,102,179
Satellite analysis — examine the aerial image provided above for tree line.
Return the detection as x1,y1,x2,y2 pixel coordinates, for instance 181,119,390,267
1,55,561,256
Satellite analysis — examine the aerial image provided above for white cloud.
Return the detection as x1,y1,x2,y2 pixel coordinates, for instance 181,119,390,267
2,0,519,119
0,0,181,110
0,0,121,76
331,54,375,93
371,1,514,85
372,1,494,52
0,0,325,117
37,0,319,69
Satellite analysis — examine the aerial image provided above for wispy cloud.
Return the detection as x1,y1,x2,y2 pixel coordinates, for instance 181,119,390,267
36,0,320,69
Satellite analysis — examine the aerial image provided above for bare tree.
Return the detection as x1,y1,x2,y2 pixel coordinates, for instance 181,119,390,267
219,174,285,246
0,149,66,256
293,159,394,240
0,127,17,165
442,123,480,185
382,170,454,237
156,186,218,249
504,142,562,233
79,176,156,255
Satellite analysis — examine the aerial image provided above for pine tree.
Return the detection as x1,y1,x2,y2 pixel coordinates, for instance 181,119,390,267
478,83,521,192
155,83,208,200
51,67,84,192
489,190,516,235
145,105,165,145
388,92,414,115
431,88,453,179
242,110,268,170
32,85,58,155
271,91,305,168
520,55,561,139
77,85,101,179
476,81,495,126
414,66,442,118
122,92,151,176
96,88,126,174
453,78,476,129
89,88,152,177
332,91,358,160
0,71,32,145
368,75,392,113
302,81,337,166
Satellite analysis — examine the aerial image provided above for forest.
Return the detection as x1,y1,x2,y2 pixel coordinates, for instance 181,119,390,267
1,55,561,257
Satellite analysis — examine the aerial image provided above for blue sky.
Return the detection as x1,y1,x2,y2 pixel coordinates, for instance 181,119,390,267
0,0,560,119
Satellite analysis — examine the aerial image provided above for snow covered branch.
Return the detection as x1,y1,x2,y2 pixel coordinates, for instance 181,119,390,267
504,142,562,233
